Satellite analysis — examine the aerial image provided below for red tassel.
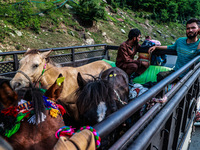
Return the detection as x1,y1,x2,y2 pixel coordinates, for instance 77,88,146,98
135,88,140,97
57,104,66,116
1,106,18,117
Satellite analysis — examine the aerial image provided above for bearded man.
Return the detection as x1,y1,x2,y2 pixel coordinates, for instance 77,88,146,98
149,18,200,78
116,28,149,80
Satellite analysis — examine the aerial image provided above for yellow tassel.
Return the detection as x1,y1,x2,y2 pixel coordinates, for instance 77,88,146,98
109,74,113,77
56,77,65,86
50,109,59,118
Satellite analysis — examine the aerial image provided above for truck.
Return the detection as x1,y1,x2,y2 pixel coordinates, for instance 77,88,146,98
0,44,199,150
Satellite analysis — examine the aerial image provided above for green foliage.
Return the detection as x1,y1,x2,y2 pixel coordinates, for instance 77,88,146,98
72,0,106,21
167,2,178,22
117,0,200,22
160,9,169,22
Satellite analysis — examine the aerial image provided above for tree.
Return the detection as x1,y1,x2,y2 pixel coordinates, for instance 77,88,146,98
160,9,169,22
73,0,106,22
167,2,178,22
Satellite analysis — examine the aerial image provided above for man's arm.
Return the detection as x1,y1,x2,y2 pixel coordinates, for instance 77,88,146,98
148,46,168,54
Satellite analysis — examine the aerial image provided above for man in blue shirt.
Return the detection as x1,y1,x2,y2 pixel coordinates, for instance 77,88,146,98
149,18,200,78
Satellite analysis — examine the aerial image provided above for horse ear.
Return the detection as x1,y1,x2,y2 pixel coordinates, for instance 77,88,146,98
44,73,64,101
77,72,87,88
41,50,52,59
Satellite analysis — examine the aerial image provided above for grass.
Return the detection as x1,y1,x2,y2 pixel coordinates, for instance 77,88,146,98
0,5,186,52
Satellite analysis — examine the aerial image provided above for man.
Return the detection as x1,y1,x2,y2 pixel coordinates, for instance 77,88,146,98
116,28,149,79
149,18,200,78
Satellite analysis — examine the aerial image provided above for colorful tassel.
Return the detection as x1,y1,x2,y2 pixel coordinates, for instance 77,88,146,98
57,104,66,116
77,126,101,149
28,113,46,125
56,77,65,86
50,109,59,118
55,126,75,139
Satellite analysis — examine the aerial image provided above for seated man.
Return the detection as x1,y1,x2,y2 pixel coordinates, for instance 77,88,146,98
116,28,149,80
149,18,200,81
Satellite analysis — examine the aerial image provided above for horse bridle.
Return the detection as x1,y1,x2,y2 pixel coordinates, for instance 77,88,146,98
113,89,127,105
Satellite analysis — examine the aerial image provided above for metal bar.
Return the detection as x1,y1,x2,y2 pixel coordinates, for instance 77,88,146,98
13,54,19,71
94,56,200,138
71,48,75,67
106,45,177,55
126,68,200,150
109,103,161,150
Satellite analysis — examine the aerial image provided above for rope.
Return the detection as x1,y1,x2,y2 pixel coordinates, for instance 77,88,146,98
113,89,127,105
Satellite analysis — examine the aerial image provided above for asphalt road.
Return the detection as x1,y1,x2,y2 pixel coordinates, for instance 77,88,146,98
189,125,200,150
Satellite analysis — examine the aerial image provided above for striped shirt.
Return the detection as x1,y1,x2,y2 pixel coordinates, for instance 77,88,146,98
167,37,200,77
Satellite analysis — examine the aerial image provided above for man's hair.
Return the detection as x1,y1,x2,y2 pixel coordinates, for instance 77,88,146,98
145,35,151,40
186,18,200,28
128,28,141,40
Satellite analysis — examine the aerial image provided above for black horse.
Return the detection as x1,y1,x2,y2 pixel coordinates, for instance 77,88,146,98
76,67,129,126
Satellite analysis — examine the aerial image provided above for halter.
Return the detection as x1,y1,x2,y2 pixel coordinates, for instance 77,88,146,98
39,63,46,88
41,63,47,75
108,73,127,105
113,89,127,105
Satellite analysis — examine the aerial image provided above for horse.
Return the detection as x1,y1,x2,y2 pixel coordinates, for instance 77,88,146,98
10,49,112,121
0,74,66,150
76,67,129,126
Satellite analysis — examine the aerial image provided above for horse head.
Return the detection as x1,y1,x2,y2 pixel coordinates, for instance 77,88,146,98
76,72,118,125
44,74,64,101
0,73,66,149
100,67,129,108
10,49,52,91
0,79,18,109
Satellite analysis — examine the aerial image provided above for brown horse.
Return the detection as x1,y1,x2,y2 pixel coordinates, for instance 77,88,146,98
76,67,129,126
0,75,66,150
10,49,111,121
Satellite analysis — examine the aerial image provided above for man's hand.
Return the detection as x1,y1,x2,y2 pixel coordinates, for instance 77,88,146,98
148,46,156,54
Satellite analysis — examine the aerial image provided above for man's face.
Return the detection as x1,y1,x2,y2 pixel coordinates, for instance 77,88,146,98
133,35,141,45
186,22,199,39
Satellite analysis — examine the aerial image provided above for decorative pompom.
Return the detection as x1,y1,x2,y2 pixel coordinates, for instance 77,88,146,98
55,126,75,139
77,125,101,149
57,104,66,116
50,109,59,118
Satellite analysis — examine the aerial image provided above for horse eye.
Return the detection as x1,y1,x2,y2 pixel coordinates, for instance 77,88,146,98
33,64,39,68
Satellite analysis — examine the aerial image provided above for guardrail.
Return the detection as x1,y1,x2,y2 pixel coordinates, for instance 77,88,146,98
0,44,108,77
0,44,199,150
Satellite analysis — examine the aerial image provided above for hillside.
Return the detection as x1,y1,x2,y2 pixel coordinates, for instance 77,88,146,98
0,4,186,53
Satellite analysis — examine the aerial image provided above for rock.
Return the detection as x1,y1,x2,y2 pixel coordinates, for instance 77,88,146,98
15,30,22,36
69,31,75,36
153,33,157,37
65,4,72,9
156,30,162,35
87,32,91,36
9,32,15,37
171,42,175,44
39,13,45,17
102,32,106,37
171,34,176,39
85,38,94,45
121,29,126,34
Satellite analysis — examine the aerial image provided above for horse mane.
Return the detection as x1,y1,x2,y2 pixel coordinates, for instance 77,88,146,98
76,76,116,115
23,87,46,123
